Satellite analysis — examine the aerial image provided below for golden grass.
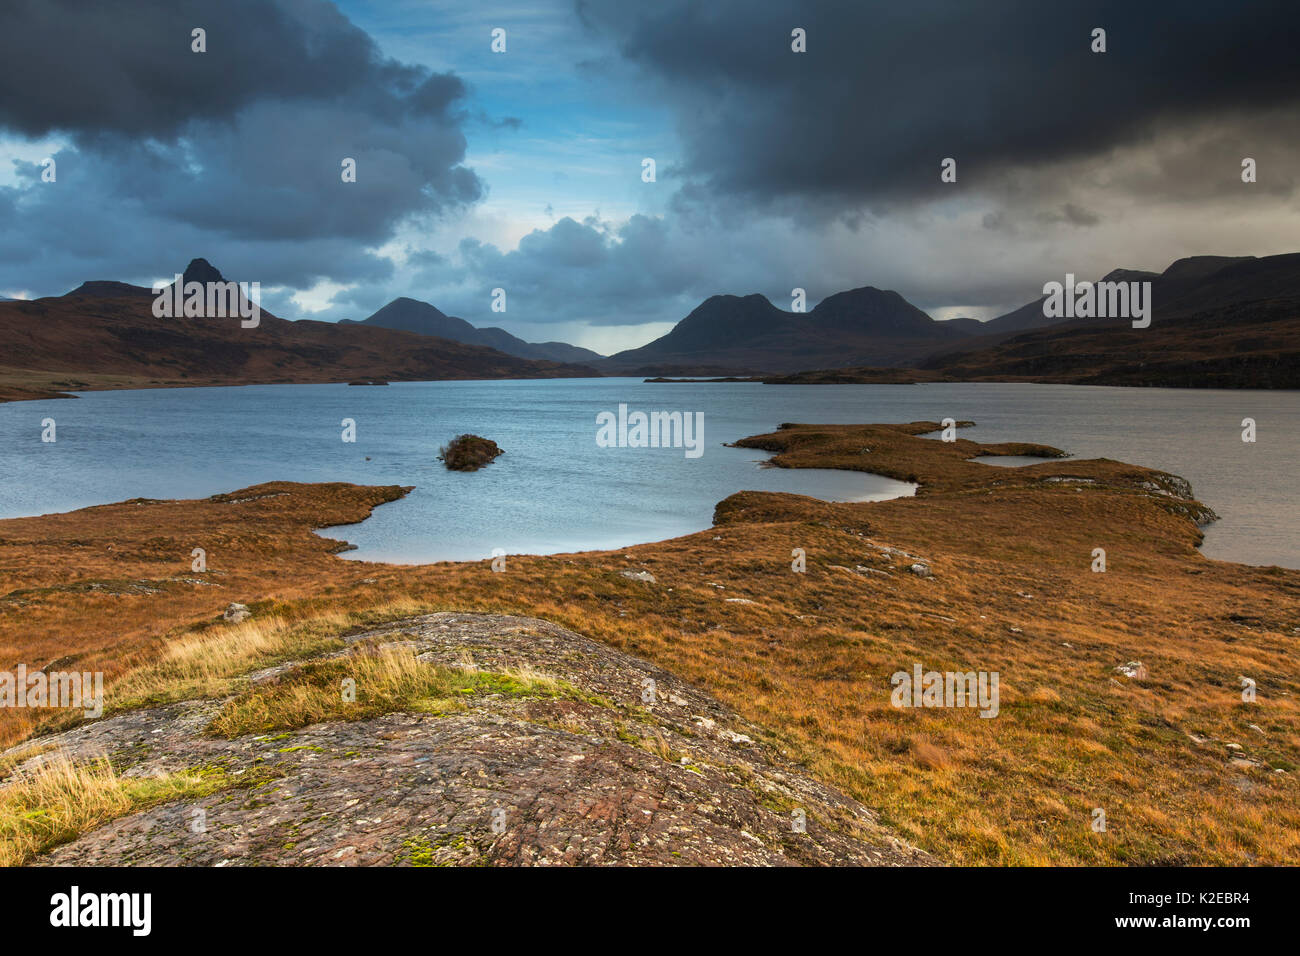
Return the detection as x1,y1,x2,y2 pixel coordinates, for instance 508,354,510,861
908,736,953,771
2,421,1297,865
207,644,572,739
113,611,344,710
87,600,437,723
0,754,235,867
0,480,414,745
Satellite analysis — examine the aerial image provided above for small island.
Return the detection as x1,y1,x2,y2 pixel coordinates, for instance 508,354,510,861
439,434,504,471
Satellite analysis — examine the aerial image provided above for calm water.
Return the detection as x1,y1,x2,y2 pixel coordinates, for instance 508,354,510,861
0,379,1294,567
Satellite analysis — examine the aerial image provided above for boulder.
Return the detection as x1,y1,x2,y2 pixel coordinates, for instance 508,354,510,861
223,602,251,623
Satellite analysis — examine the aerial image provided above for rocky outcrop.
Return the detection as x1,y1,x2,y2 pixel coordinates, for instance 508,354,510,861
13,613,933,867
222,602,251,623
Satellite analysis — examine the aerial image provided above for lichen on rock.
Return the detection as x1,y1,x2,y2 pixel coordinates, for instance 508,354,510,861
11,613,934,868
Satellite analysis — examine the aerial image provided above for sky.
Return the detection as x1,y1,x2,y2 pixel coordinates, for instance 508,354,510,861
2,0,1298,353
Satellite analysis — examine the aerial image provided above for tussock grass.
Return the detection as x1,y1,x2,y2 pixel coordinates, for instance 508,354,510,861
208,645,574,738
0,755,235,867
112,613,340,709
2,598,438,746
109,599,431,714
908,736,953,771
500,663,568,697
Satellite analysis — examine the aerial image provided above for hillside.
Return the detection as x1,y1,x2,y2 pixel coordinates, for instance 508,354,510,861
0,261,600,402
345,296,604,364
919,304,1300,387
690,252,1300,388
972,254,1300,338
605,287,973,373
919,253,1300,387
971,269,1159,336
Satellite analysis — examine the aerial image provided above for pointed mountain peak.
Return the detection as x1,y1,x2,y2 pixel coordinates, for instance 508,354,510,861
183,258,225,285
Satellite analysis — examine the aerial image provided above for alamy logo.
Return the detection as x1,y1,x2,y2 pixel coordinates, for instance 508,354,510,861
152,275,261,328
596,403,704,459
890,663,999,718
50,886,151,936
0,665,102,718
1042,273,1151,329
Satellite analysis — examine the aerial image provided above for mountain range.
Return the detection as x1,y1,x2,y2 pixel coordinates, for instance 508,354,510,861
602,253,1300,385
602,286,972,374
2,252,1296,403
917,253,1300,387
0,259,599,402
341,297,605,364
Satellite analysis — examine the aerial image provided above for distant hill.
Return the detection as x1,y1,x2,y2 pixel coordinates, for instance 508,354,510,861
974,258,1296,336
939,317,984,334
1155,253,1300,310
0,259,601,402
962,255,1300,338
65,280,155,298
977,269,1154,335
634,252,1300,388
604,286,974,373
916,253,1300,387
344,296,604,364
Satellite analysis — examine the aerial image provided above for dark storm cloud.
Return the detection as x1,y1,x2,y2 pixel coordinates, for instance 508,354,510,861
0,168,399,293
2,0,387,137
1,0,482,293
578,0,1300,206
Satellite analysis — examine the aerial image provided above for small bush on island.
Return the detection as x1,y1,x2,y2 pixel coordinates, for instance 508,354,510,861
438,434,503,471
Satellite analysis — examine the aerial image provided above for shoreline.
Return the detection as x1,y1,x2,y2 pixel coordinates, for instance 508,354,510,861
2,421,1297,865
5,369,1300,407
0,371,610,406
